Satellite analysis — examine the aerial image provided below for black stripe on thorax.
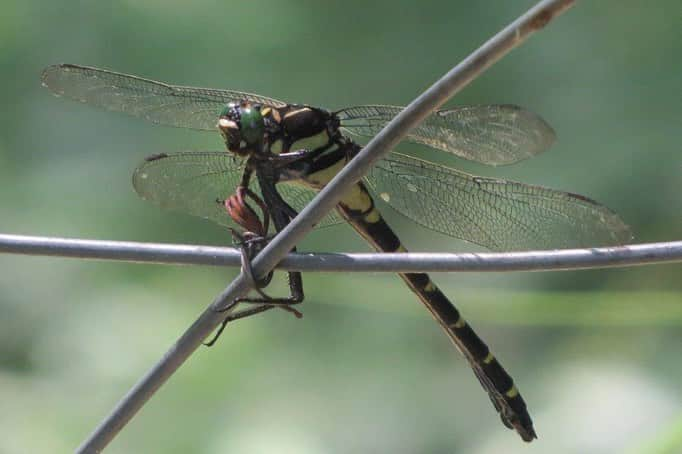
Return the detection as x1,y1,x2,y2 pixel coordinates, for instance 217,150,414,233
307,140,359,175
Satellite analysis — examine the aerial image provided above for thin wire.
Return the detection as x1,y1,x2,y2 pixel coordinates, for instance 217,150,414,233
2,233,681,272
74,1,576,452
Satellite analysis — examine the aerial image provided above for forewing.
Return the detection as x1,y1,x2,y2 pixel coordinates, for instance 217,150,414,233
365,152,632,251
132,152,341,230
42,64,288,131
338,105,556,166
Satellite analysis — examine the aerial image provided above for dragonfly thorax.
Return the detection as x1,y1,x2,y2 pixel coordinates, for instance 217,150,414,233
262,105,341,155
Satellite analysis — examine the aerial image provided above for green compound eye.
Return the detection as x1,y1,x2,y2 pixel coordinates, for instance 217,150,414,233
239,105,265,145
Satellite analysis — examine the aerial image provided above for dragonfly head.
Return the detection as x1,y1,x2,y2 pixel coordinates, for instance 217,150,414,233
218,102,265,156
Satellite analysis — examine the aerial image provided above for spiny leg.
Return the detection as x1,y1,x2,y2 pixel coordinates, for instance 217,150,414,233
205,187,304,346
232,231,305,310
241,171,306,310
204,233,303,346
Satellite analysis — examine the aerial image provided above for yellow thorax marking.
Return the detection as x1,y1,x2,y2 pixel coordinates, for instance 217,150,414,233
483,353,494,364
270,107,281,123
305,158,344,187
270,139,283,155
284,107,312,120
290,131,330,154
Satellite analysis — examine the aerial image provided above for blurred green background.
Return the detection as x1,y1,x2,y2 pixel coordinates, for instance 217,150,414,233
1,1,681,452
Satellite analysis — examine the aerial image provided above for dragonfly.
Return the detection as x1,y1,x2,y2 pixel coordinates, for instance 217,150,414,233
42,63,632,442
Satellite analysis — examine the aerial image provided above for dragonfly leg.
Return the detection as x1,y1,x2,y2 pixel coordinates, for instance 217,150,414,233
204,237,303,347
222,186,270,239
223,217,304,310
203,305,276,347
205,191,304,347
231,172,306,310
221,185,305,310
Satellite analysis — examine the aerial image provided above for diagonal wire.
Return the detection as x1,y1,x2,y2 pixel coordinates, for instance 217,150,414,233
2,233,682,272
74,1,577,452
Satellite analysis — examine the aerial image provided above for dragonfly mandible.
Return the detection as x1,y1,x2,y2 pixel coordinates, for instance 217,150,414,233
42,63,632,442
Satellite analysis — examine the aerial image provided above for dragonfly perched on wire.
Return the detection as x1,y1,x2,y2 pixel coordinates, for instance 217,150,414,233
42,63,632,442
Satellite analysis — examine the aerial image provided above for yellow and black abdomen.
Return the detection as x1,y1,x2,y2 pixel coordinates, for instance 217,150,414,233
335,181,535,441
298,146,535,441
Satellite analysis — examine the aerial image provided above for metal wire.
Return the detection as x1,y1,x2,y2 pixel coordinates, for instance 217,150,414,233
17,1,580,452
2,233,681,272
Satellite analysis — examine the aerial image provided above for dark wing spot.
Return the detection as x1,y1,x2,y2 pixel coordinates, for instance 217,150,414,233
144,153,169,162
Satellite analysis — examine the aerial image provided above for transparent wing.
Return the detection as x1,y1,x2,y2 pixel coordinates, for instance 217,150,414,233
337,105,556,166
42,64,288,131
275,181,345,228
365,152,632,251
132,151,342,230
